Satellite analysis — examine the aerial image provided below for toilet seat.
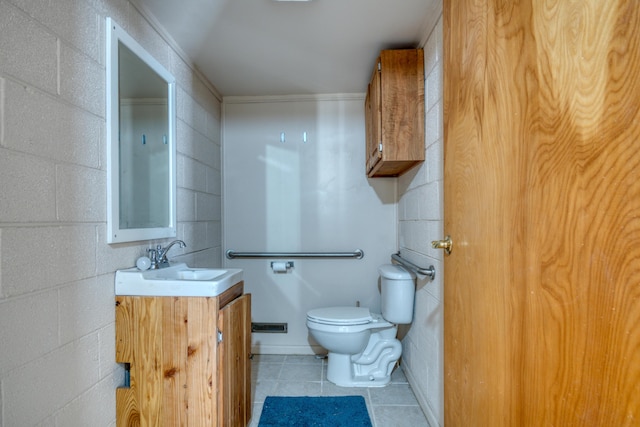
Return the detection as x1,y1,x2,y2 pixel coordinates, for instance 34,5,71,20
306,307,394,334
307,306,373,326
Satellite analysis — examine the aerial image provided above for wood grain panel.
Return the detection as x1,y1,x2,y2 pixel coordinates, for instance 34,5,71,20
161,297,188,426
380,49,425,162
365,63,381,171
444,0,640,425
218,282,243,309
217,303,229,427
186,297,217,426
135,297,163,426
243,294,252,424
115,296,134,363
116,387,139,427
217,294,251,427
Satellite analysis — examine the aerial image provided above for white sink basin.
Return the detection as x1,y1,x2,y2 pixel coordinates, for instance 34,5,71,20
115,263,243,297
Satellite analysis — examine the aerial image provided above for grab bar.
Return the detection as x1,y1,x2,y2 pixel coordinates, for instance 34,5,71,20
226,249,364,260
391,252,436,280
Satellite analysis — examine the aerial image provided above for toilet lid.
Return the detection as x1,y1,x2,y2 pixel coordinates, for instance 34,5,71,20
307,306,373,325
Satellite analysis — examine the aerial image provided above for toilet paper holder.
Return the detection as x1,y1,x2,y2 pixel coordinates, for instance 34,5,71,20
271,261,294,272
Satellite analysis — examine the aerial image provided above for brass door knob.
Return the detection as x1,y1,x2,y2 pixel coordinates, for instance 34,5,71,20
432,236,453,255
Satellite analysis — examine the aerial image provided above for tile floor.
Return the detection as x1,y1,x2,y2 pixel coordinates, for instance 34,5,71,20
249,354,430,427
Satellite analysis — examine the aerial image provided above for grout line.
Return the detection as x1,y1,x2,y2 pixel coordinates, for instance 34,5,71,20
366,388,377,427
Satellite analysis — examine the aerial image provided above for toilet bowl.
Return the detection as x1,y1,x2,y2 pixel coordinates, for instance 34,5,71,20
306,264,416,387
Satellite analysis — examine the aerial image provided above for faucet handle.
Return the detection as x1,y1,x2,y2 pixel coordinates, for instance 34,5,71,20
148,248,158,269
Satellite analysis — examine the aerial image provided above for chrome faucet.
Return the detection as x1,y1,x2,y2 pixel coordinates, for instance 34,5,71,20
149,240,186,269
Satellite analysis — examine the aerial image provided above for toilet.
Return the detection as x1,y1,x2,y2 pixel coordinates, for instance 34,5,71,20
306,264,416,387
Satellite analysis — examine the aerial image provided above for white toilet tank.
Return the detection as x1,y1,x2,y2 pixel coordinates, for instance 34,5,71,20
379,264,416,324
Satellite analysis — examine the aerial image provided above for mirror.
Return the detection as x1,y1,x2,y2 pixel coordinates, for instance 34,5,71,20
106,18,177,243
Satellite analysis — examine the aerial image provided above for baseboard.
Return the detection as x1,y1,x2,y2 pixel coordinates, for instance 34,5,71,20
401,362,441,427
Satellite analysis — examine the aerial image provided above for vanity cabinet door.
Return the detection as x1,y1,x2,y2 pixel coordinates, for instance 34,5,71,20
217,293,252,427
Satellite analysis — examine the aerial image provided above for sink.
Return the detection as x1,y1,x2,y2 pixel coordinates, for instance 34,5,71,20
115,263,243,297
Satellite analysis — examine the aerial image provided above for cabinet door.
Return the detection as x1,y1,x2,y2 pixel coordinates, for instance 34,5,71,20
217,294,252,427
365,62,382,174
366,49,425,177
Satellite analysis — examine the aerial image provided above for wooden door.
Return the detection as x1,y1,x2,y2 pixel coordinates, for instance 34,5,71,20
443,0,640,425
217,294,252,427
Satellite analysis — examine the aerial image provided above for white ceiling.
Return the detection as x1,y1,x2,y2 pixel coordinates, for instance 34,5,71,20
136,0,440,97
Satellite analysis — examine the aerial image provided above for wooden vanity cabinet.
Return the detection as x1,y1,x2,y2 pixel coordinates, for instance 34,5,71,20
115,283,251,426
365,49,425,177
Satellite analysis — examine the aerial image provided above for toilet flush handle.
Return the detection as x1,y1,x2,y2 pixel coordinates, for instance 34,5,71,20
432,236,453,255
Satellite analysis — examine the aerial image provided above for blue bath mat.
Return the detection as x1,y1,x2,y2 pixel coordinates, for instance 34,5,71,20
258,396,372,427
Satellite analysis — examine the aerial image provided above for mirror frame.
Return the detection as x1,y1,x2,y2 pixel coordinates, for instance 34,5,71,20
106,17,177,244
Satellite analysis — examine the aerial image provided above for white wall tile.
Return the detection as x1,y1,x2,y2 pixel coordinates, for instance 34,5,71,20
426,139,443,182
126,10,169,71
423,24,438,77
0,291,58,375
54,373,121,427
190,75,219,116
426,58,442,111
398,193,407,221
181,156,208,193
212,140,222,171
3,79,101,168
56,164,106,222
189,247,220,268
59,276,114,345
3,334,101,426
207,102,222,141
98,322,119,379
426,100,441,148
59,43,105,116
87,0,129,38
177,187,196,222
196,192,217,221
0,2,58,94
181,221,208,253
199,138,219,169
95,228,146,274
1,226,96,297
0,149,57,222
178,121,218,167
399,161,426,191
207,165,222,196
9,0,101,62
207,221,222,249
168,49,195,95
404,189,420,220
177,87,208,136
435,17,443,61
400,14,444,426
419,181,440,221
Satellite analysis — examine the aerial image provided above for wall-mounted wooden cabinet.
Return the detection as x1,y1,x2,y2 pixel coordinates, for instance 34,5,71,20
365,49,425,177
115,283,251,426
